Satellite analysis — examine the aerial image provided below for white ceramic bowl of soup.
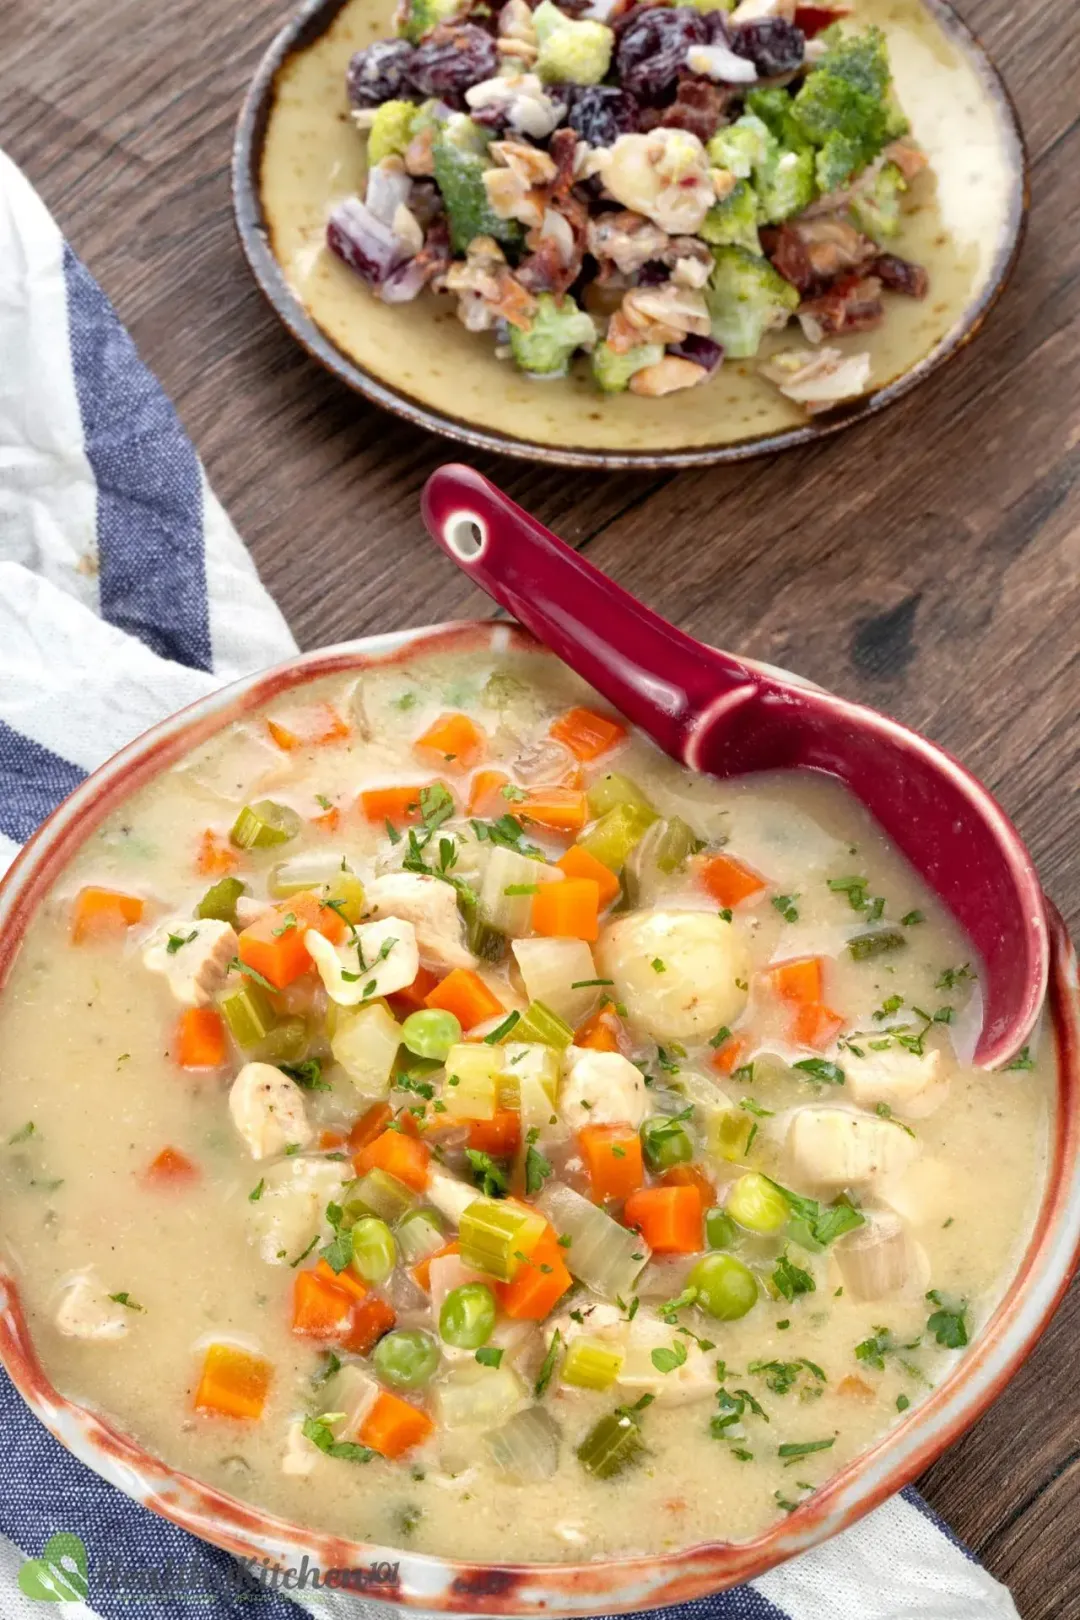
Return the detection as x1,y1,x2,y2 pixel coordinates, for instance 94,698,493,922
0,620,1077,1612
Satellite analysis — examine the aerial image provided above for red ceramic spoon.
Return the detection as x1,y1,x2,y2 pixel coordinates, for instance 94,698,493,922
421,464,1049,1069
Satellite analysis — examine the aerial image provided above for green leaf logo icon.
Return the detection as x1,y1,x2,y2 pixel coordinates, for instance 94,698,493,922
18,1533,89,1602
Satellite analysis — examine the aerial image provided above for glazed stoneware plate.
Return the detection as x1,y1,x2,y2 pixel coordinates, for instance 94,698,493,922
234,0,1027,468
0,622,1078,1612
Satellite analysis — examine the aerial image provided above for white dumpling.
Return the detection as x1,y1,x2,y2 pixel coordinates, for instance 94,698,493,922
595,909,749,1042
54,1272,131,1341
559,1049,648,1129
228,1062,314,1161
244,1155,348,1265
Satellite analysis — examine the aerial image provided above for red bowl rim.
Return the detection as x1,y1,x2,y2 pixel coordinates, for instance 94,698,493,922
0,620,1077,1613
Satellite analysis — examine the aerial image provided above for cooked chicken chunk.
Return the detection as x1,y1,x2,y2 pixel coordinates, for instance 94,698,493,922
786,1106,919,1194
55,1272,131,1341
228,1062,314,1161
305,917,419,1005
364,873,474,972
844,1045,949,1120
143,918,237,1006
835,1212,912,1300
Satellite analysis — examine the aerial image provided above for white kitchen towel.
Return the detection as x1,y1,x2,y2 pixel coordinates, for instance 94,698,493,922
0,148,1019,1620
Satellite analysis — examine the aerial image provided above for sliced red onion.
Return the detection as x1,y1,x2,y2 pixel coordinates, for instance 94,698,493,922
327,197,407,285
668,334,724,373
365,161,413,227
379,256,431,304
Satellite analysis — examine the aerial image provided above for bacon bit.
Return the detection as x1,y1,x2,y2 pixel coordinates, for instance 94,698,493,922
798,274,884,340
872,253,930,299
793,3,852,36
650,77,729,145
491,270,540,330
196,829,238,877
548,127,580,198
838,1374,875,1399
883,138,929,183
764,217,876,294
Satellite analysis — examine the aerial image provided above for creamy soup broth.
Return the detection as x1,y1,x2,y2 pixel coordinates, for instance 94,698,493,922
0,644,1052,1561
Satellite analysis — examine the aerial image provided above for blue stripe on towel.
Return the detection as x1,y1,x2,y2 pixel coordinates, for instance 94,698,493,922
62,244,213,675
901,1484,977,1562
0,720,85,844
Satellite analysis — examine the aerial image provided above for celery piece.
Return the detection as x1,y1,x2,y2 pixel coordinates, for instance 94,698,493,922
253,1016,308,1064
512,1001,574,1050
624,815,702,906
325,872,366,925
434,1362,525,1429
229,799,301,850
351,1167,417,1225
268,853,351,899
497,1043,559,1116
443,1044,500,1121
455,884,507,963
485,1405,562,1481
395,1208,445,1264
219,984,277,1048
197,876,246,925
562,1337,624,1391
459,1197,547,1281
706,1104,755,1164
479,845,555,938
332,1002,402,1097
586,773,655,819
577,1411,644,1479
578,802,657,873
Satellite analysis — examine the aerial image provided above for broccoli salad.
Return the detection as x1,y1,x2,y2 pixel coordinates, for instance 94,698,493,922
330,0,931,409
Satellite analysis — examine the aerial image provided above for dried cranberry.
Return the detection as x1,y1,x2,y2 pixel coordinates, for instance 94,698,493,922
730,18,805,77
565,85,642,146
668,334,723,372
346,39,417,108
615,7,708,100
799,274,884,336
763,223,816,293
408,23,498,98
636,260,669,286
872,253,930,299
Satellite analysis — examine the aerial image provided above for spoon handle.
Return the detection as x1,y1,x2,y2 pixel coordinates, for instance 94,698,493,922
421,465,759,764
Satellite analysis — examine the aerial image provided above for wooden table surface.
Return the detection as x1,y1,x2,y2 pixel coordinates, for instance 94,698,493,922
3,0,1079,1609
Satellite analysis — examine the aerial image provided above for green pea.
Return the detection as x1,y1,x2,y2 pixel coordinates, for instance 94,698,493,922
402,1008,462,1062
640,1113,695,1172
705,1206,737,1250
373,1329,440,1390
351,1216,397,1284
725,1172,789,1234
688,1252,758,1321
439,1282,496,1349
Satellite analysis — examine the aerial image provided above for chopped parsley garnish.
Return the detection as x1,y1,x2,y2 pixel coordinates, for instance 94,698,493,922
709,1026,733,1049
778,1438,834,1459
848,930,907,961
108,1292,145,1311
280,1057,329,1091
936,964,975,991
302,1414,374,1464
651,1340,688,1374
475,1346,504,1368
772,894,799,923
854,1327,921,1372
901,910,924,926
465,1149,509,1198
793,1058,845,1086
419,783,455,829
228,957,278,993
287,1234,320,1269
874,1101,915,1137
773,1254,815,1303
765,1177,865,1248
248,1178,265,1203
483,1011,520,1045
571,978,614,989
651,958,666,973
748,1358,826,1396
524,1130,553,1196
7,1121,35,1145
925,1290,969,1349
1003,1046,1035,1072
166,929,198,955
535,1330,562,1397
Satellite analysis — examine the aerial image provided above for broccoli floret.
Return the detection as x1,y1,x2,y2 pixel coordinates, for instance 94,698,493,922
700,180,762,253
591,340,664,392
432,118,523,254
707,115,772,181
756,148,815,224
533,1,613,85
367,100,417,166
398,0,467,44
510,293,597,376
815,129,864,194
746,88,812,154
849,160,906,243
705,245,799,360
816,24,890,99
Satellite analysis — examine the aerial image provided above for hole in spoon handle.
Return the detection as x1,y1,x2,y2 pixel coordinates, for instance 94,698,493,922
420,465,758,765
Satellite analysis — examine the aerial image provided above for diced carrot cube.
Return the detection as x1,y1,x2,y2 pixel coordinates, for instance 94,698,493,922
359,783,453,830
312,805,341,834
236,892,343,991
194,1344,272,1421
467,1109,522,1156
318,1129,348,1152
424,968,504,1030
557,845,621,907
710,1035,748,1076
314,1257,368,1303
411,1240,460,1293
348,1103,393,1154
579,1124,644,1202
496,1229,573,1320
698,853,767,908
196,829,238,876
70,887,144,944
387,965,441,1018
174,1007,227,1070
358,1390,434,1458
574,1005,625,1052
467,769,510,816
531,878,600,942
766,956,824,1005
292,1270,355,1340
143,1147,200,1186
342,1295,397,1356
623,1185,703,1254
661,1162,715,1211
550,707,627,762
792,1001,846,1050
267,702,350,751
353,1129,431,1192
414,713,486,774
520,789,589,837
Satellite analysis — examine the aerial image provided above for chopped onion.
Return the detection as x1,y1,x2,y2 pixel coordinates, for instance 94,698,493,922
330,1002,402,1096
512,937,601,1027
434,1362,526,1429
537,1183,650,1301
480,846,561,937
485,1405,562,1480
